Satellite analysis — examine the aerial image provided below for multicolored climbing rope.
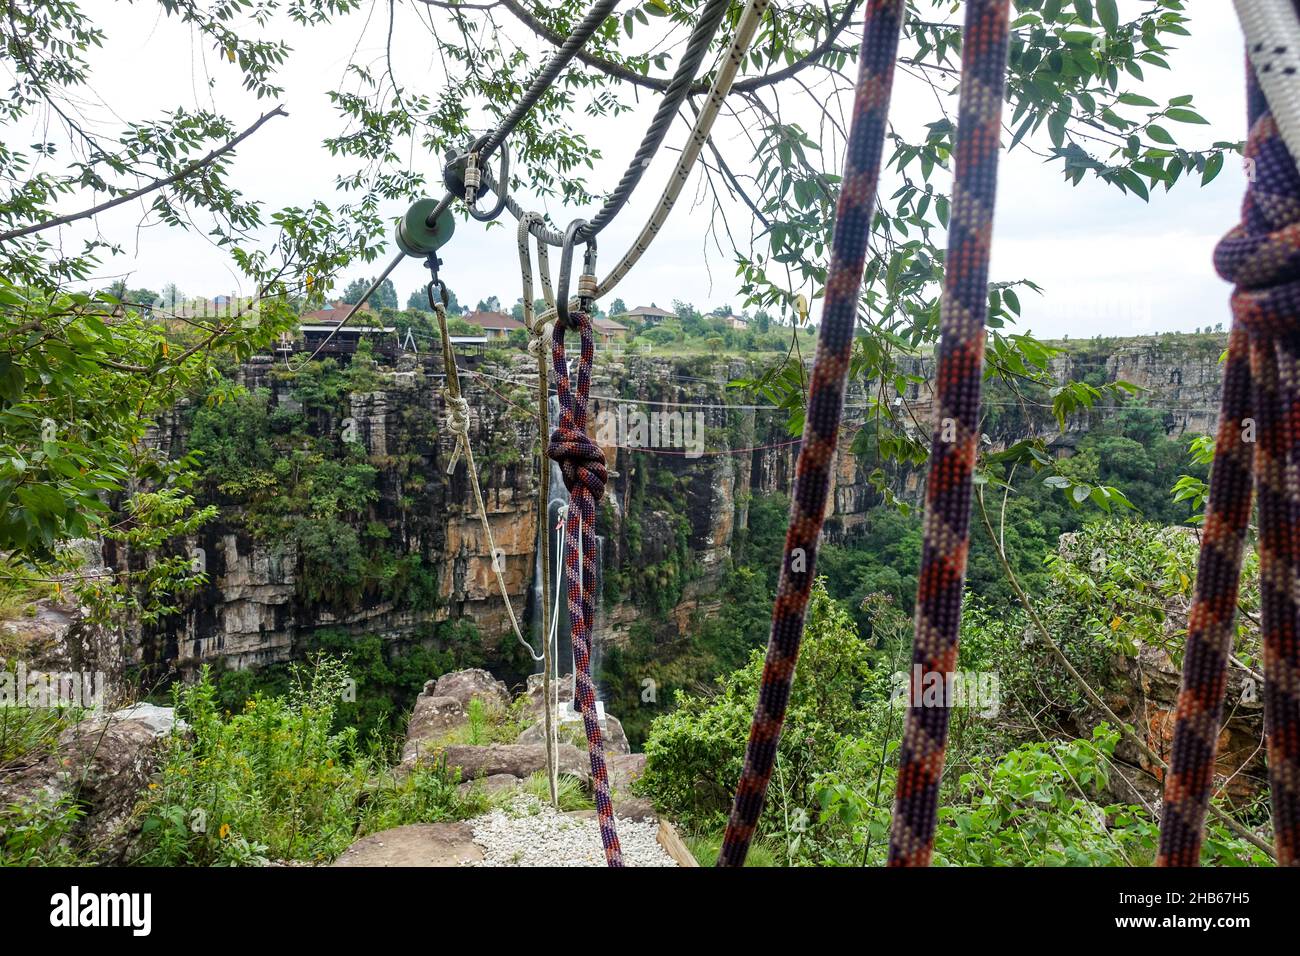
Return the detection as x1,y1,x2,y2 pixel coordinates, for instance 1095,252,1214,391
1159,52,1300,867
548,306,623,867
716,0,906,868
888,0,1011,869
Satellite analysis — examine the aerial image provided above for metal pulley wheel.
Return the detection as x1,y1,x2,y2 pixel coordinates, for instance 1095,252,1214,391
395,198,456,258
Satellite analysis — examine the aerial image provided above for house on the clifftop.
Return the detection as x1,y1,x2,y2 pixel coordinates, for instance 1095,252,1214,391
593,317,629,345
285,301,399,359
463,310,525,341
621,304,677,326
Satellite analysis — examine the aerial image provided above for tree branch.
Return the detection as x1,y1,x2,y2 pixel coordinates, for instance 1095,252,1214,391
442,0,857,96
0,106,288,244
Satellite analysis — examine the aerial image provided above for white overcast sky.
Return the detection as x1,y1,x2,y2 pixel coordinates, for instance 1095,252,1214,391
27,0,1246,338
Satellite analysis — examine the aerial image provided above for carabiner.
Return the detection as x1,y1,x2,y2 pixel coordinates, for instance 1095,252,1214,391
556,218,595,329
467,134,510,224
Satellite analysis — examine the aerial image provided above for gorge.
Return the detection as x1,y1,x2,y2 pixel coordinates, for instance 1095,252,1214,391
61,332,1223,737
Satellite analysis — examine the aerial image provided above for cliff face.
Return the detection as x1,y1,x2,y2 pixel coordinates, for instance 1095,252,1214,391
126,336,1227,680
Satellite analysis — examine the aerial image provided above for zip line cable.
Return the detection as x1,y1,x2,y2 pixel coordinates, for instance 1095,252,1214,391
477,0,735,247
502,0,772,321
318,0,745,354
476,0,624,162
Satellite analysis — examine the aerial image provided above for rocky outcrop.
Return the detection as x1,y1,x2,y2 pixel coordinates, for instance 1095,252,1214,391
401,668,515,762
1102,640,1264,806
427,742,590,783
402,695,468,762
1,595,128,707
401,669,637,794
331,822,483,867
115,338,1227,684
0,704,180,863
430,668,511,710
1054,528,1267,807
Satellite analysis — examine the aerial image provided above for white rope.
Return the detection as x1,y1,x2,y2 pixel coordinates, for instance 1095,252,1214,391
435,302,545,664
520,210,560,802
549,503,568,799
530,0,771,326
1237,0,1300,165
442,392,471,475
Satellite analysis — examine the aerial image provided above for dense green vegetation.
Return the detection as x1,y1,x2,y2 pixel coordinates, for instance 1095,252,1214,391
637,566,1268,867
599,400,1209,748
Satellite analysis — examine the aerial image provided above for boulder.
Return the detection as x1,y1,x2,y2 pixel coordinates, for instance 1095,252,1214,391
518,675,630,756
606,752,647,795
601,714,631,756
0,705,179,863
426,743,589,784
516,712,631,756
331,823,483,867
523,671,576,714
401,694,467,763
1096,638,1265,805
430,668,510,711
613,796,657,823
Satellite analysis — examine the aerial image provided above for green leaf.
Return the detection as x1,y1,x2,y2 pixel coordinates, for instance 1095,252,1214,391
1118,93,1157,108
1146,124,1175,145
1097,0,1119,33
0,356,23,405
1202,152,1224,185
1166,107,1209,125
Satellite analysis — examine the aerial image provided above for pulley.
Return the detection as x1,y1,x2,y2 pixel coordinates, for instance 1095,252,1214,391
395,198,455,258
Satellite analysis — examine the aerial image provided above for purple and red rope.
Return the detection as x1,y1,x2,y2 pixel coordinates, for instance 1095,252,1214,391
549,307,623,867
887,0,1011,868
1160,53,1300,867
716,0,906,868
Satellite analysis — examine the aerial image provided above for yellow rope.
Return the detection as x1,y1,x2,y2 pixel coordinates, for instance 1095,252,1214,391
434,301,542,665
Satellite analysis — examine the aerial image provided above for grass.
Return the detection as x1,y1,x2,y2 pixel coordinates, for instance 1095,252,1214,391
515,771,593,812
0,706,81,765
684,831,779,868
134,658,491,866
433,697,527,747
0,707,87,866
1,793,84,866
357,759,491,837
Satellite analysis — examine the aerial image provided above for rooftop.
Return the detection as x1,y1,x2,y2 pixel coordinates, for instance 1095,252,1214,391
623,305,676,318
301,301,375,325
463,310,525,331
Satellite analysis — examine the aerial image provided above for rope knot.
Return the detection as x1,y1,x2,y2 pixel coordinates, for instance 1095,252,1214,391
526,321,553,358
442,390,470,474
546,423,607,501
1216,112,1300,339
547,306,604,499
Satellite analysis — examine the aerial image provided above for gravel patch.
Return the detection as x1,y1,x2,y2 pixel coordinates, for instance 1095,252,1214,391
468,797,677,867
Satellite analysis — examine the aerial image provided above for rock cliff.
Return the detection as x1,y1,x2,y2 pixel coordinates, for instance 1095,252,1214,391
106,335,1227,684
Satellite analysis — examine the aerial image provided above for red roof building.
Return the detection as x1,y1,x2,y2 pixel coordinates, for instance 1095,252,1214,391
592,317,629,345
463,310,525,340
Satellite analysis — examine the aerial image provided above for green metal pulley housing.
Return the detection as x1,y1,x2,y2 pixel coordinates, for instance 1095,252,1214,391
396,198,455,258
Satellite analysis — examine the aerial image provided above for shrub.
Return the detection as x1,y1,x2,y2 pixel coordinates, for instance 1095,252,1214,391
638,580,877,833
137,657,484,866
